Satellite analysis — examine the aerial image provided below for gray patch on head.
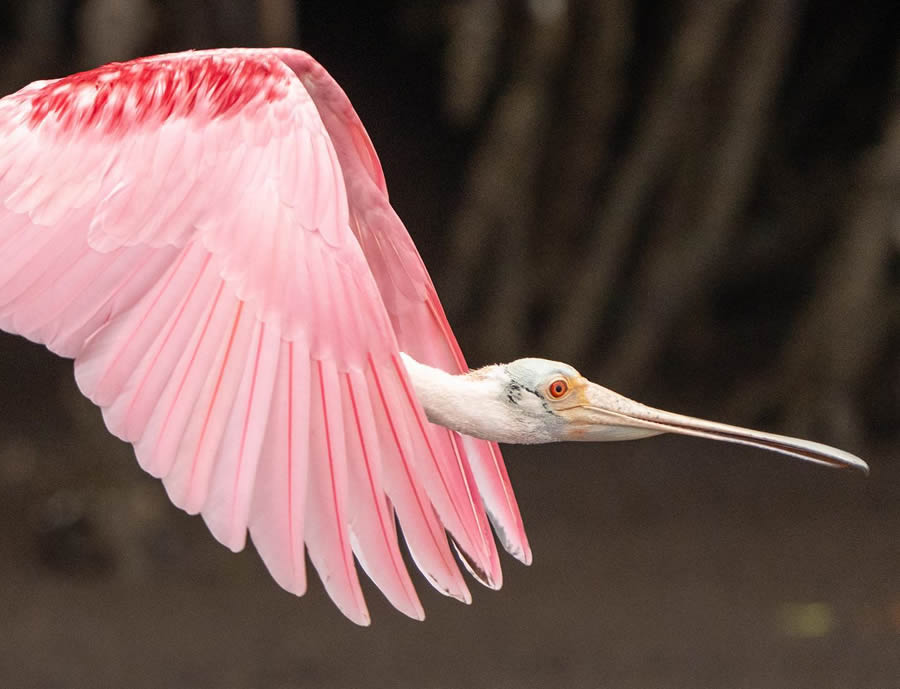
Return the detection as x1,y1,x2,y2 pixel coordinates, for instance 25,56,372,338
504,377,526,405
504,364,556,415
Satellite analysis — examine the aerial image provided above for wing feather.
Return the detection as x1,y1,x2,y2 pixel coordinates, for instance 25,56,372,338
249,341,311,597
141,270,237,481
44,244,179,357
306,357,370,625
203,320,280,551
342,368,425,620
0,210,87,307
75,243,210,411
365,356,471,604
388,353,502,588
162,297,253,513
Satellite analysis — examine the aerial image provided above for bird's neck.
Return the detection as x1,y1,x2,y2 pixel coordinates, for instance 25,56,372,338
400,354,551,444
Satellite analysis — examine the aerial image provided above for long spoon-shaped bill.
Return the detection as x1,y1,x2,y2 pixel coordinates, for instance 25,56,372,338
568,382,869,474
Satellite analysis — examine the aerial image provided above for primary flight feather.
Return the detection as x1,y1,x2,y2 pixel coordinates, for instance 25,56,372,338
0,48,867,625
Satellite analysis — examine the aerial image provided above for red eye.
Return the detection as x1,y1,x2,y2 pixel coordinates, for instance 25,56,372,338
548,379,568,398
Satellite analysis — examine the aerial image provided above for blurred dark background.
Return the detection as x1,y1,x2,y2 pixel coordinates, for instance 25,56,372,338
0,1,897,687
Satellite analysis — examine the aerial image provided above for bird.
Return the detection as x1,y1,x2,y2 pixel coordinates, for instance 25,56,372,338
0,48,868,625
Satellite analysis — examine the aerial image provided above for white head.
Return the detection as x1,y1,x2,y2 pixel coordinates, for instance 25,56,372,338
479,358,666,443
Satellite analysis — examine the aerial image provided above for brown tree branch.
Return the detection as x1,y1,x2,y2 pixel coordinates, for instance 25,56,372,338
534,0,632,297
727,70,900,439
598,0,797,389
441,5,568,359
76,0,157,68
442,0,507,127
259,0,298,47
541,0,742,362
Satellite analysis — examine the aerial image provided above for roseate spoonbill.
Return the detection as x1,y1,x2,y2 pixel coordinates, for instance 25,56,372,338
0,49,868,625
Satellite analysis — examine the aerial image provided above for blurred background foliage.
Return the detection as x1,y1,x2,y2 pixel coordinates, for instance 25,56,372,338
0,2,896,688
2,0,896,441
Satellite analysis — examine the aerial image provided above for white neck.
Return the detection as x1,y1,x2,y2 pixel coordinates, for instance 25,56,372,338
400,353,559,444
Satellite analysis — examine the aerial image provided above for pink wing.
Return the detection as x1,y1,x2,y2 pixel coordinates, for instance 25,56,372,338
0,48,527,624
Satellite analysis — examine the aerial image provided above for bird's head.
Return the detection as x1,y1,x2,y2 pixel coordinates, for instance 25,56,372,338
486,358,868,473
496,358,662,443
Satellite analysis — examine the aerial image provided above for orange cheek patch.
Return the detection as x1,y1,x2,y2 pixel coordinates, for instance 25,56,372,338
573,380,592,405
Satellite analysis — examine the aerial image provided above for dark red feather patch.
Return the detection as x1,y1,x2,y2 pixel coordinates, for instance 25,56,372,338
26,53,289,134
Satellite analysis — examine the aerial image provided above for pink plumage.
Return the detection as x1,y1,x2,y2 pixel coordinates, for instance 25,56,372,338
0,48,530,624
